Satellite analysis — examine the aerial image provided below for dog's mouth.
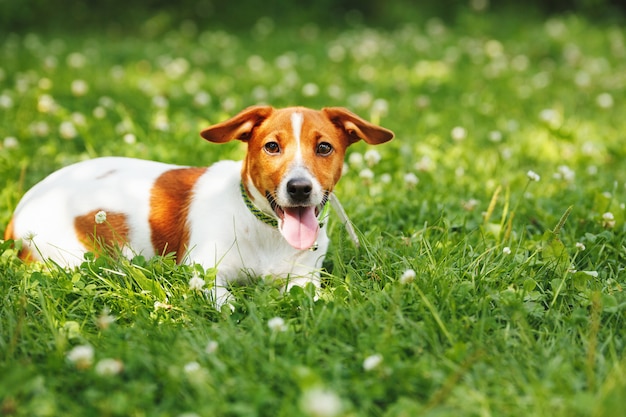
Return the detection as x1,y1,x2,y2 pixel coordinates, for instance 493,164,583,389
266,191,329,250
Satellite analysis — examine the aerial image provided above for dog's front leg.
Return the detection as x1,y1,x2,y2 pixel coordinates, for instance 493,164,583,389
284,274,321,300
211,274,235,311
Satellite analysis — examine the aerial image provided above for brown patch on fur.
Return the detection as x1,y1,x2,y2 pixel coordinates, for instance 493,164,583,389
74,210,130,253
3,218,34,262
149,167,207,262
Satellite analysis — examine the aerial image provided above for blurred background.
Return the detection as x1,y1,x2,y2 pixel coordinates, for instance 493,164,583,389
1,0,625,33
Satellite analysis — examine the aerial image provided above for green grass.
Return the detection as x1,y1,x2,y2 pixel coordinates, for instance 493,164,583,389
1,9,626,417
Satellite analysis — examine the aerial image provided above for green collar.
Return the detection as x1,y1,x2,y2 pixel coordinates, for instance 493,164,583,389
240,181,279,228
239,181,330,229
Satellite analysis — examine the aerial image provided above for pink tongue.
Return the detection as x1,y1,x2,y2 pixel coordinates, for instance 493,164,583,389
280,206,319,250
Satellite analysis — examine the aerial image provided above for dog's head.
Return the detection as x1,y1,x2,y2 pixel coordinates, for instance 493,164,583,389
201,106,394,250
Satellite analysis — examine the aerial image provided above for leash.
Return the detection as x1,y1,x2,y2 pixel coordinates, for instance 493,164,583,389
239,182,360,247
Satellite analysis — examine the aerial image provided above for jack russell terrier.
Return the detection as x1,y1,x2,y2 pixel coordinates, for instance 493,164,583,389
4,106,393,307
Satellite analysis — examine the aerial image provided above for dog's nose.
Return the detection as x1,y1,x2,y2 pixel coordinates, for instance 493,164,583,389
287,178,312,202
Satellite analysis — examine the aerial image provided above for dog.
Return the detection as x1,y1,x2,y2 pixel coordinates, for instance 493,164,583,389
4,106,393,307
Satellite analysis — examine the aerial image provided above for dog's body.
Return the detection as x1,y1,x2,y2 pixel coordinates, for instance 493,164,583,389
5,106,393,306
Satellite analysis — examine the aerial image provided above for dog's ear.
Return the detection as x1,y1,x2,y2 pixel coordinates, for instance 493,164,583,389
322,107,394,145
201,105,274,143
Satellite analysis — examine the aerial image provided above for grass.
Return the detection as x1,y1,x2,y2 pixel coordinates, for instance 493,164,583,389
1,8,626,417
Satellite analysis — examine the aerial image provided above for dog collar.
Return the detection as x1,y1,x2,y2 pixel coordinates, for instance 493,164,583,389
239,181,330,230
240,181,279,228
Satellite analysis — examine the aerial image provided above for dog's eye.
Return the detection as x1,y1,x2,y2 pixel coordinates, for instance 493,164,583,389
264,141,281,154
316,142,333,156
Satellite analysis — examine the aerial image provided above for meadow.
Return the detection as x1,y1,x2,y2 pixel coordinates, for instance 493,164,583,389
1,7,626,417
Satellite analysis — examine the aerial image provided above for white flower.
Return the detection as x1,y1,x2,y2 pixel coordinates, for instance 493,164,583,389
596,93,614,109
527,170,540,182
59,121,78,140
205,340,219,354
96,307,115,329
268,316,287,332
94,210,107,224
184,361,201,374
364,149,382,167
554,165,575,182
95,358,124,376
359,168,374,183
37,94,56,113
300,388,342,417
399,269,416,284
66,344,95,369
414,155,434,172
462,198,479,211
71,79,89,96
189,275,206,291
503,247,512,255
3,137,18,149
0,94,13,109
363,354,383,371
123,133,137,145
302,83,320,97
154,301,173,310
602,212,616,229
451,126,467,141
575,242,586,251
403,172,419,188
348,152,364,168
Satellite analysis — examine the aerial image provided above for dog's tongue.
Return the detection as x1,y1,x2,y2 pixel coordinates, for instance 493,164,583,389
280,206,319,250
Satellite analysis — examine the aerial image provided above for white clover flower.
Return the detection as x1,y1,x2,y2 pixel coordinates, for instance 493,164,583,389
267,316,287,333
96,307,115,329
415,155,434,172
93,106,106,119
59,121,78,140
348,152,364,168
596,93,614,109
30,121,50,137
403,172,419,188
189,275,206,291
300,387,342,417
193,91,211,107
67,52,87,68
462,198,479,212
554,165,575,182
94,210,107,224
503,247,512,255
359,168,375,183
184,361,201,374
71,79,89,96
95,358,124,376
302,83,320,97
527,170,540,182
602,212,616,229
399,269,416,285
363,354,383,371
123,133,137,145
488,130,503,142
152,95,169,109
3,137,18,149
205,340,219,354
451,126,467,141
364,149,382,167
575,242,586,251
37,94,56,113
66,344,95,369
380,173,392,184
0,94,13,109
154,301,173,310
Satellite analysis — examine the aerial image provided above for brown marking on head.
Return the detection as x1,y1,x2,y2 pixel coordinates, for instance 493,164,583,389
199,105,394,199
149,167,207,262
74,210,130,254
